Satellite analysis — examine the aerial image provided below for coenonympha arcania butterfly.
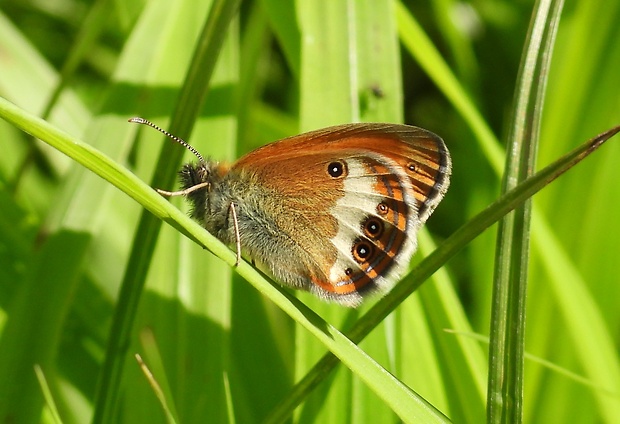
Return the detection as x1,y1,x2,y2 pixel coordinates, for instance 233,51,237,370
131,118,451,307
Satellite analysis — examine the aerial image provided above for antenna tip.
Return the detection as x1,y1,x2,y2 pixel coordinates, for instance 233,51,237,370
128,117,147,124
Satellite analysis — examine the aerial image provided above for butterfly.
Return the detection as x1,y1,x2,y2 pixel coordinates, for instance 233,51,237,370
131,118,451,307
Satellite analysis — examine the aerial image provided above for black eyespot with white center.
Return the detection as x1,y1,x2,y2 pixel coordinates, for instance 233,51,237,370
377,202,389,215
363,217,384,239
352,239,373,263
407,162,417,173
327,160,347,178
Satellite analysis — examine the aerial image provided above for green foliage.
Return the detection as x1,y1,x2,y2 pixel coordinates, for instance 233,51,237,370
0,0,619,423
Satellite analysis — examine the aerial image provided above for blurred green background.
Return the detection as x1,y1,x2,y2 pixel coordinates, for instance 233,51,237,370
0,0,619,423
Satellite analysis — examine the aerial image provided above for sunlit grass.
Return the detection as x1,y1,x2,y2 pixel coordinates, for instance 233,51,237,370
0,0,619,423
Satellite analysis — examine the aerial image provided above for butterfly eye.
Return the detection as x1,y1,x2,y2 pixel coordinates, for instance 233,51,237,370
327,161,347,178
363,217,384,239
352,239,373,263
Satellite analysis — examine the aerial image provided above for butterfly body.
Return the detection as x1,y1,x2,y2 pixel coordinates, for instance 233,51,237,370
176,123,451,307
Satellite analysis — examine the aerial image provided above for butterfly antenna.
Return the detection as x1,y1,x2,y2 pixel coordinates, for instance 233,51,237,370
128,117,205,163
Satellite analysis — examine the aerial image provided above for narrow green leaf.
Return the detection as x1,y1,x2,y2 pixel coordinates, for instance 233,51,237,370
296,0,356,128
488,1,564,422
93,0,242,422
34,365,64,424
137,330,180,424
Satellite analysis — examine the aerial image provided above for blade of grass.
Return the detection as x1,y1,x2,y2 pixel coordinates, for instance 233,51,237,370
92,0,242,422
488,0,563,422
297,0,357,128
34,365,64,424
237,0,271,147
429,0,479,85
354,0,403,123
136,328,180,424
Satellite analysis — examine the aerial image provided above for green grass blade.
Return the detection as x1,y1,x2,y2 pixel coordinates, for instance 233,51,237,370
137,330,180,424
488,1,564,422
354,0,403,123
34,365,64,424
92,0,242,422
297,0,357,128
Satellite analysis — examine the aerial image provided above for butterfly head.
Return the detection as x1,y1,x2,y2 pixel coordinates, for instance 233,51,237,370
177,160,234,228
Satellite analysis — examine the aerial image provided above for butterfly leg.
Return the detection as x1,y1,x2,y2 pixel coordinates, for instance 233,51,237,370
229,202,242,267
156,182,210,197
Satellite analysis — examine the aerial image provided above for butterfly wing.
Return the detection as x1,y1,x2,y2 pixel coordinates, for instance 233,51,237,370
232,124,451,306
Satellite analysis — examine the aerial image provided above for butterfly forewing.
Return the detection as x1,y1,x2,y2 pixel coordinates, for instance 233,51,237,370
235,123,451,224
